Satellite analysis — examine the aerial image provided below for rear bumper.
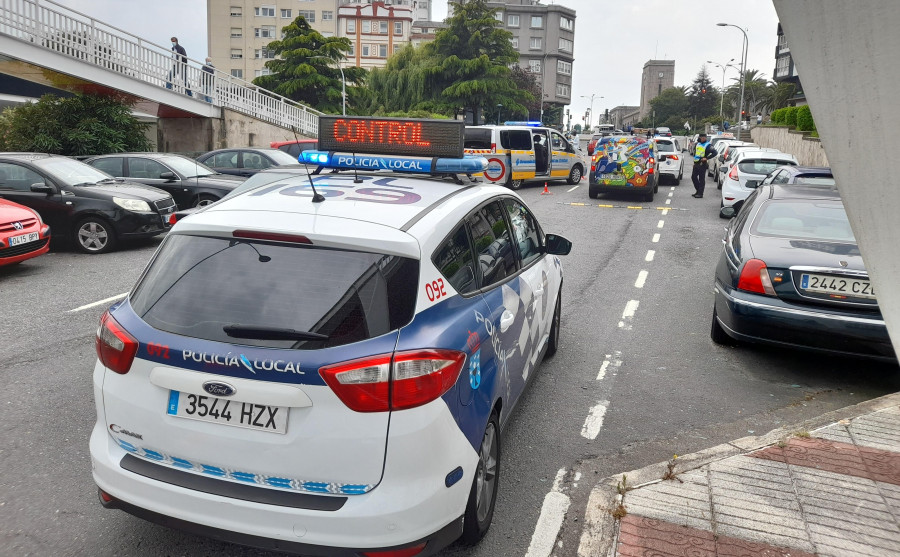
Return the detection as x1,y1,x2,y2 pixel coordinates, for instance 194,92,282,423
714,283,896,361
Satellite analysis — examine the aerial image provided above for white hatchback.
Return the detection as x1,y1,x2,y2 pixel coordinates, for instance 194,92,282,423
654,137,683,183
721,149,799,210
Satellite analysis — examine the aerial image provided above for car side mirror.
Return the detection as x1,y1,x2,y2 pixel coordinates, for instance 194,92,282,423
720,207,736,219
30,182,53,194
545,234,572,255
159,172,177,181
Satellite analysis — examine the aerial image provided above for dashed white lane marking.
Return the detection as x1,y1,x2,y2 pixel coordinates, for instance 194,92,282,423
668,191,673,197
525,468,571,557
618,299,639,329
645,250,655,262
581,401,610,439
670,186,676,191
634,270,648,288
661,208,669,215
657,220,665,228
665,199,671,205
652,233,661,243
68,293,128,313
596,351,622,381
567,185,580,192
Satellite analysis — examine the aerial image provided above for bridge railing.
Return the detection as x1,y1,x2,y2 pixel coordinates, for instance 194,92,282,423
0,0,321,136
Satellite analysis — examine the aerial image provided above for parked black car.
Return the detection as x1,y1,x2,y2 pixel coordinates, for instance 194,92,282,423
0,153,176,254
85,153,244,209
713,183,895,361
195,148,301,177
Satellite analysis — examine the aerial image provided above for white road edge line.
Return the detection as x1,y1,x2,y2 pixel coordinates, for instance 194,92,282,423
67,293,128,313
580,401,609,439
566,185,580,192
634,270,648,289
652,233,661,243
525,468,571,557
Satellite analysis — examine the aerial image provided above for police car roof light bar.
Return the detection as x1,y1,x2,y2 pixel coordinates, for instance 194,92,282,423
299,151,489,178
504,121,543,127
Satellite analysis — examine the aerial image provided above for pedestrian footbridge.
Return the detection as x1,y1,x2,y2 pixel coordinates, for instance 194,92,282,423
0,0,320,138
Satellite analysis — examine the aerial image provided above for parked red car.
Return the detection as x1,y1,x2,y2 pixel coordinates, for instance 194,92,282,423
586,134,602,156
0,198,50,266
270,139,318,159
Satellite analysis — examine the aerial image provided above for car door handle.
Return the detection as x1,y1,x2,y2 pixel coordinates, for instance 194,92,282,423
500,310,515,333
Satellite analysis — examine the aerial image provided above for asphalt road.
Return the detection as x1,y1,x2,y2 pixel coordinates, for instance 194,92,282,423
1,155,897,556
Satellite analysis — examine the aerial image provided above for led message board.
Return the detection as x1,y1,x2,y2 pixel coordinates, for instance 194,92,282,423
317,116,465,159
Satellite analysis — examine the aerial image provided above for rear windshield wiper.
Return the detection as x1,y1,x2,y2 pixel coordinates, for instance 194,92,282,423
223,324,329,341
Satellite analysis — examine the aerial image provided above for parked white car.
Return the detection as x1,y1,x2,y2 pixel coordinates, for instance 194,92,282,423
721,149,799,212
654,137,683,184
709,140,753,180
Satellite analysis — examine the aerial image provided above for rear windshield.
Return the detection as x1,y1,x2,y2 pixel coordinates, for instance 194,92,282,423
738,159,796,175
129,234,419,349
752,200,855,242
794,175,835,185
464,128,492,150
656,141,675,152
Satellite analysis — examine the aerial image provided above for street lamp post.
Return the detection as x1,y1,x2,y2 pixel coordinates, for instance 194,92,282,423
496,103,503,125
311,55,346,115
708,58,738,131
717,23,748,127
580,93,602,132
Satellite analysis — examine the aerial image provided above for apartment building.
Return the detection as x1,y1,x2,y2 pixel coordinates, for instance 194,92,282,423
453,0,577,118
773,22,805,106
337,1,414,69
208,0,339,81
341,0,431,21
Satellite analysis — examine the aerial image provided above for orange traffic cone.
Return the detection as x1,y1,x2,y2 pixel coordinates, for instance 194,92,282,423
541,182,552,195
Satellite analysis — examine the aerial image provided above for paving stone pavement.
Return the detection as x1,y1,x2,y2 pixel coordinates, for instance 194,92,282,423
577,396,900,557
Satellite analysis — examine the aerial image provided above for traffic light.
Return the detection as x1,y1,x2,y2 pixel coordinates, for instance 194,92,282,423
701,88,706,94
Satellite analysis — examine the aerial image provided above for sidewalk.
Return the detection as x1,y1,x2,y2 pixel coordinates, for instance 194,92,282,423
577,392,900,557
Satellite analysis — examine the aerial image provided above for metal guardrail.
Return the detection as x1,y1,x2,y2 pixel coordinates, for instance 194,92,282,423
0,0,321,136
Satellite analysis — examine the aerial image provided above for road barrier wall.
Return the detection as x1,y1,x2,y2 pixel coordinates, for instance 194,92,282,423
750,125,829,167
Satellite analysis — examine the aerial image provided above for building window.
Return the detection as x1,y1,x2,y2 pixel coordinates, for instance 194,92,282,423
556,83,570,97
495,12,503,22
775,56,790,78
347,20,356,33
557,60,571,75
362,44,370,57
348,43,354,55
255,26,276,38
362,20,371,33
558,38,573,52
322,10,333,21
230,49,242,59
379,44,387,57
298,10,315,22
511,37,518,49
394,21,402,35
530,15,542,28
231,69,243,78
394,44,401,53
230,6,242,17
230,27,242,38
254,68,272,77
254,6,275,17
376,21,385,34
529,59,541,73
529,37,542,50
560,17,573,31
508,14,519,27
255,48,275,59
281,9,292,18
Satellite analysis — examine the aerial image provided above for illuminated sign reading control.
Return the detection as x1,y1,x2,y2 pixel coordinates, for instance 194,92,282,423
318,116,464,158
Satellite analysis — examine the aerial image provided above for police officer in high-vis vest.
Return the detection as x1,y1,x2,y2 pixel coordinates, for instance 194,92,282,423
691,132,717,198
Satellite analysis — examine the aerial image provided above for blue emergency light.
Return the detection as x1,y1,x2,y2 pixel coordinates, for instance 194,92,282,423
503,121,543,127
300,150,488,174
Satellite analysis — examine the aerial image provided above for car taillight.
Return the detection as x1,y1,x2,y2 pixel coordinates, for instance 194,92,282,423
737,259,777,296
728,165,739,180
96,311,138,374
648,158,655,173
669,155,679,161
319,350,466,413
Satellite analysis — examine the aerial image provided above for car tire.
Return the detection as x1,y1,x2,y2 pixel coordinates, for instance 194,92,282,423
711,307,735,345
461,412,500,545
589,189,599,199
193,194,219,208
644,190,654,202
507,178,524,191
74,217,117,254
545,290,561,358
567,165,583,185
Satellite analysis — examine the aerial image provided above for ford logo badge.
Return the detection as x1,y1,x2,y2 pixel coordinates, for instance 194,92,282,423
202,381,236,397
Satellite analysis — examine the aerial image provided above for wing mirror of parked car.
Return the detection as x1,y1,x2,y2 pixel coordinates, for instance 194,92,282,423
159,172,178,181
545,234,573,255
30,182,53,194
720,207,736,219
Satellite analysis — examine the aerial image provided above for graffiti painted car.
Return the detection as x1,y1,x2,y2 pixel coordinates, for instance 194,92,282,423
589,136,659,201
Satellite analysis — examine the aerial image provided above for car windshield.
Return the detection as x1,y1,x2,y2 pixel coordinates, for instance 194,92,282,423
794,176,836,185
264,149,303,165
738,159,797,175
33,157,112,186
156,155,216,178
752,200,855,242
129,234,419,349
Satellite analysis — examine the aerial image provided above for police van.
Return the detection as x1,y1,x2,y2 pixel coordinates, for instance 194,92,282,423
90,116,572,556
464,122,585,190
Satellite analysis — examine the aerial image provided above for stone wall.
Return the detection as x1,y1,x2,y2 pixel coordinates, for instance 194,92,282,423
749,126,829,167
157,108,316,153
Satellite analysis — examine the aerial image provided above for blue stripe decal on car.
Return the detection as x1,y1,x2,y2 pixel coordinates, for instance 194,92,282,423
112,437,374,495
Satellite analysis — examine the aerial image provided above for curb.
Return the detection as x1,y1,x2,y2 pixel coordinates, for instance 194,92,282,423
575,390,900,557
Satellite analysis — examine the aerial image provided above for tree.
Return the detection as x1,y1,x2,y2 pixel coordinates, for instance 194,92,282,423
688,65,720,119
649,87,689,124
429,0,526,122
252,16,366,113
0,93,151,156
509,66,540,120
366,43,457,116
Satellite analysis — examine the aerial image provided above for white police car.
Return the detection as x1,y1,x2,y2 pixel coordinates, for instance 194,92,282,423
90,116,572,556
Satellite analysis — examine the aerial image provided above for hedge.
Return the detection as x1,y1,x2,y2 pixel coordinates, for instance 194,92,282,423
784,106,799,127
771,108,785,124
796,105,816,132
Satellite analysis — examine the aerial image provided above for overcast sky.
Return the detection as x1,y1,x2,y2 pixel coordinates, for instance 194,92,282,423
54,0,779,124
